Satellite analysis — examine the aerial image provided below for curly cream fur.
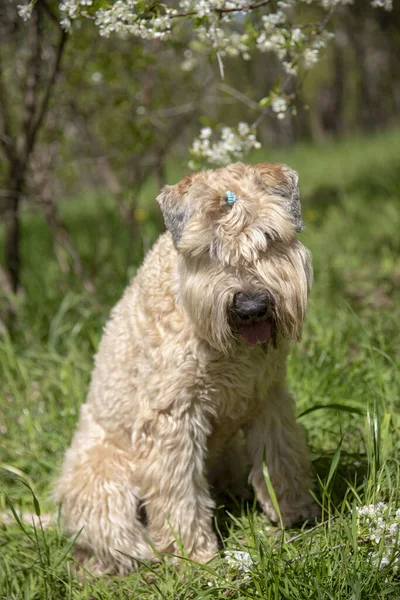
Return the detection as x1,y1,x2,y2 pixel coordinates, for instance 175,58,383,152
54,162,318,575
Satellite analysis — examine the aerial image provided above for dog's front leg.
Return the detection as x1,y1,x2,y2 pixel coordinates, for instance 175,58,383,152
137,411,218,563
244,383,319,527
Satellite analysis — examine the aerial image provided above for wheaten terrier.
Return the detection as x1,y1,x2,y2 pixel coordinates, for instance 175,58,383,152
54,162,318,575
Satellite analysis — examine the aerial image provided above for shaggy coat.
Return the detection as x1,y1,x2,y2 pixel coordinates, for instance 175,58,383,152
54,162,318,575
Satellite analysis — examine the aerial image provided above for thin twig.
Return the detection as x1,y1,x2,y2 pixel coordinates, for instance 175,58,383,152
220,82,261,111
172,0,271,19
0,46,15,162
27,29,67,158
17,3,42,162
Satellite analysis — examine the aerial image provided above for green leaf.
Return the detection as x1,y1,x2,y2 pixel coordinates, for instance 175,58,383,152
326,438,343,490
262,453,283,529
259,95,272,108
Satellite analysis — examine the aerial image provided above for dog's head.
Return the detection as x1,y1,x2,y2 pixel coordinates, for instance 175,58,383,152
157,162,313,353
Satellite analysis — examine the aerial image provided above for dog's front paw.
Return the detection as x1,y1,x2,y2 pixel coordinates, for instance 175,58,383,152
189,539,219,564
263,494,320,528
280,498,321,528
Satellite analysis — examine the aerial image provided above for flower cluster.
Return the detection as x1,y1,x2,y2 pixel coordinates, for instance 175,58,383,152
16,0,394,35
197,25,251,60
225,550,253,574
15,0,394,164
189,123,261,169
256,8,334,77
357,502,400,570
179,0,251,18
271,95,289,120
94,3,173,40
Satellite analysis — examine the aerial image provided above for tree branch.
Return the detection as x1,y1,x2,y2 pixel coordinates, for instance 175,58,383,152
26,28,67,160
17,3,42,164
172,0,271,19
41,0,62,26
0,51,15,162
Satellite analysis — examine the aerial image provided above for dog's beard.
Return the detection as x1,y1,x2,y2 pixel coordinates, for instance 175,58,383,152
177,242,312,354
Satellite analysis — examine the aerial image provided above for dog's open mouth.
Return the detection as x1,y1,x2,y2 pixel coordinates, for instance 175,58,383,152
238,319,273,345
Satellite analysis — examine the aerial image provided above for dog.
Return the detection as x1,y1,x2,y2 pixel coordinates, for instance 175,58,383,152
54,162,318,575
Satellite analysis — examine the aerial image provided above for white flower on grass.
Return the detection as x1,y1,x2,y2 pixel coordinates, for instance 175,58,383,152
357,502,400,570
225,550,253,574
91,71,103,84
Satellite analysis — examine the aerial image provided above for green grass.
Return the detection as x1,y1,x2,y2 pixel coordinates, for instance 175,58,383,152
1,129,400,598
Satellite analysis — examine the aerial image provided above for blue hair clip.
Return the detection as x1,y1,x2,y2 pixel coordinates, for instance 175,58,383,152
225,190,237,205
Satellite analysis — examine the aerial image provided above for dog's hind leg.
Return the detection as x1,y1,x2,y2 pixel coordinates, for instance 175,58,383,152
54,410,152,575
244,383,319,527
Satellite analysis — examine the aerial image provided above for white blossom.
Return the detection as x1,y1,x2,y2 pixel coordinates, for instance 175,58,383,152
179,0,250,18
181,49,198,72
283,61,298,76
59,0,80,20
271,95,288,120
17,3,33,21
319,0,354,7
291,28,305,44
261,11,287,30
197,25,251,60
371,0,392,8
189,122,261,169
200,127,213,139
60,17,72,31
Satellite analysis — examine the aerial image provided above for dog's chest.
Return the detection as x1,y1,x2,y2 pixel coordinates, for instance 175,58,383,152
203,344,283,423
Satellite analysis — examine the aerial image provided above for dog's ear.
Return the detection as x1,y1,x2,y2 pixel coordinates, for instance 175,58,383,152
156,175,196,248
253,163,304,232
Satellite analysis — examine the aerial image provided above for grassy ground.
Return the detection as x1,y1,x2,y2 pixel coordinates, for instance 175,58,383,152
1,129,400,599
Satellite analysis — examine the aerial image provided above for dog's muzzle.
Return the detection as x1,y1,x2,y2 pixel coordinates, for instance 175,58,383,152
232,292,274,345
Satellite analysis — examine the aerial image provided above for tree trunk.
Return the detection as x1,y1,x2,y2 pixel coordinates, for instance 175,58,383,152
4,163,24,293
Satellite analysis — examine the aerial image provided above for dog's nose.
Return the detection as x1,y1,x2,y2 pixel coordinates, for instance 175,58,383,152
233,292,269,321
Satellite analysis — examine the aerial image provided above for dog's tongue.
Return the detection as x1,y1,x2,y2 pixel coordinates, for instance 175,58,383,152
238,321,272,345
